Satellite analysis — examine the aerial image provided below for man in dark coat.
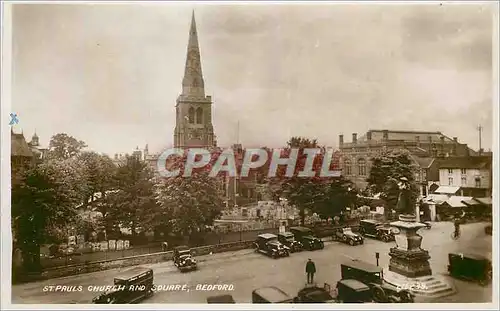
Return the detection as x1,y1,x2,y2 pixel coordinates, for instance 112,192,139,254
305,259,316,284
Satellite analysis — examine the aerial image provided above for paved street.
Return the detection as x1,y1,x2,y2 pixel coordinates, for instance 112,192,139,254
12,222,492,304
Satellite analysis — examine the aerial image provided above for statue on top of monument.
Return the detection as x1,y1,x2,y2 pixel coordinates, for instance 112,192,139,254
396,177,415,216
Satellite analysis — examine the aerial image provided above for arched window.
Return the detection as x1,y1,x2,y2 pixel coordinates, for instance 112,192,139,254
196,107,203,124
343,159,352,176
358,158,367,176
188,107,195,124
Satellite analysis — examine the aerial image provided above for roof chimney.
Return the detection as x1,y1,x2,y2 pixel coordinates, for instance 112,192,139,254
352,133,357,144
440,136,445,144
453,137,458,143
339,134,344,146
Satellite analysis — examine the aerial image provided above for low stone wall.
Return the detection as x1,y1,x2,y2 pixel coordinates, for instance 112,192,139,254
27,240,254,282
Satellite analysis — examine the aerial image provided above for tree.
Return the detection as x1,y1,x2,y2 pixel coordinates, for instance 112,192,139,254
76,152,117,233
154,148,225,244
315,176,358,221
366,149,419,219
106,156,159,241
47,133,87,160
11,159,83,272
265,137,342,225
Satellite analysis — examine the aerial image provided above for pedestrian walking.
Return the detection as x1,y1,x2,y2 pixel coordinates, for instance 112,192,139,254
305,258,316,284
162,241,169,252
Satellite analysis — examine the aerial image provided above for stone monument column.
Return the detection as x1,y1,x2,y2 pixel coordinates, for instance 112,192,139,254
383,214,455,299
383,178,454,300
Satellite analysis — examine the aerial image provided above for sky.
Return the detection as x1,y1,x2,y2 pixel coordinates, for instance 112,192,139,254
10,2,495,156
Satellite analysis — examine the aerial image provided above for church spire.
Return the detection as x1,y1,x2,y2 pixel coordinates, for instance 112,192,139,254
182,10,205,97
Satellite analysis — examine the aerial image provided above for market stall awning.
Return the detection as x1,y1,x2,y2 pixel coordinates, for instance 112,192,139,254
434,186,460,195
474,197,492,206
444,196,473,208
425,194,449,204
462,199,481,207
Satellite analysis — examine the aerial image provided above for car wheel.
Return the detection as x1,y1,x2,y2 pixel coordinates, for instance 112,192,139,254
349,239,355,246
342,236,347,242
382,235,389,242
372,285,387,303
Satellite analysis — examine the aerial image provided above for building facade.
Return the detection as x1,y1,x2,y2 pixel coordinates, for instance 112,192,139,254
339,129,475,192
173,12,217,149
11,129,35,174
436,156,492,197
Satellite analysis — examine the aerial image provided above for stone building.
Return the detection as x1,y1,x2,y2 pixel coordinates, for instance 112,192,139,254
173,12,217,149
339,129,476,193
435,155,492,197
11,129,35,174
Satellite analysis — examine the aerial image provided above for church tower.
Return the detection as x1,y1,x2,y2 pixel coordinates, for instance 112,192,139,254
174,11,216,149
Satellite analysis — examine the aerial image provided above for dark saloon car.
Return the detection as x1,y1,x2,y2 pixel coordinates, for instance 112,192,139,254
290,227,324,251
448,252,492,286
340,259,414,303
277,232,303,252
206,295,235,303
254,233,290,258
294,283,336,303
336,279,373,303
252,286,293,303
172,246,197,272
92,267,154,304
358,219,395,242
333,227,364,246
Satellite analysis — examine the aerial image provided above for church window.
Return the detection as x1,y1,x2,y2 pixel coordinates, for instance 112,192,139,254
196,107,203,124
188,107,195,124
358,158,367,176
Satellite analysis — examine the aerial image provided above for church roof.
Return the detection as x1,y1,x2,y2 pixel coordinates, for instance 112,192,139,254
11,131,34,157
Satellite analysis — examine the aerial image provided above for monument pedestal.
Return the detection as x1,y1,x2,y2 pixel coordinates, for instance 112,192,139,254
383,214,455,299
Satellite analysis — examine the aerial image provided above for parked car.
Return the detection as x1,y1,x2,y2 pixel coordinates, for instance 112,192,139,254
333,227,364,246
252,286,293,303
294,283,336,303
448,252,492,286
92,267,154,304
206,295,235,303
335,279,373,303
290,227,324,251
277,232,303,252
340,260,414,303
172,246,197,272
358,220,394,242
253,233,290,258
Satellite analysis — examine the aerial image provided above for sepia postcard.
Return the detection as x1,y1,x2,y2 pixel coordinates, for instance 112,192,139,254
1,1,498,309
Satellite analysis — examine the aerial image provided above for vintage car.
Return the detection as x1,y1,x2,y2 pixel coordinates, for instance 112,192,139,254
358,220,395,242
294,283,336,303
289,227,324,251
448,252,492,286
92,267,154,304
335,279,373,303
277,232,303,252
172,246,197,272
340,259,414,303
252,286,294,303
254,233,290,258
332,227,364,246
206,295,236,303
